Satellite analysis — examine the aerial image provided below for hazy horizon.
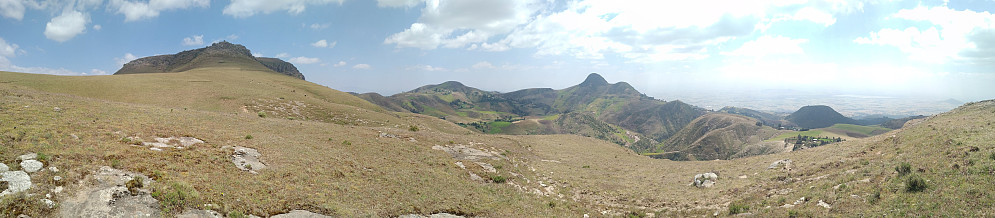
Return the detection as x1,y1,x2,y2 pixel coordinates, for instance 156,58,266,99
1,0,993,104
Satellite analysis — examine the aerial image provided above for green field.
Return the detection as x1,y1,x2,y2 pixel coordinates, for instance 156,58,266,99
486,121,513,134
829,123,892,135
767,130,825,141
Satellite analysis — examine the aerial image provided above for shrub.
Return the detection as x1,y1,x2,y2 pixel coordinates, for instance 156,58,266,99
989,152,995,161
126,177,144,195
582,165,591,168
896,162,912,176
257,111,267,118
228,211,246,218
244,135,253,140
341,140,351,145
491,175,506,183
111,159,122,169
408,125,419,132
152,181,200,214
869,189,881,204
728,202,749,215
905,175,928,192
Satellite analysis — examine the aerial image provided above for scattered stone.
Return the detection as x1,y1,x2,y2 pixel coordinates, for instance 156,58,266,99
454,162,466,169
71,134,80,140
231,146,266,173
41,199,55,208
768,159,792,170
692,172,718,188
21,160,44,173
49,166,59,173
53,107,62,112
469,172,484,181
475,162,497,173
738,175,748,179
780,204,794,208
59,166,158,217
431,145,498,160
0,163,8,173
142,136,205,150
178,209,223,218
54,176,62,181
817,200,832,209
0,171,32,196
271,210,331,218
54,186,64,193
19,153,37,161
793,197,807,205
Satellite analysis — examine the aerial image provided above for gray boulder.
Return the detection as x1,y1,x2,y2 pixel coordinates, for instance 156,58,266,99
692,172,718,188
1,171,32,196
21,160,44,173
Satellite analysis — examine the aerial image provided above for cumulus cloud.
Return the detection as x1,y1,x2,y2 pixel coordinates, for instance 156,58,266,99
115,53,138,65
0,37,21,57
723,35,808,57
223,0,345,18
384,0,539,49
289,56,320,64
89,69,108,75
352,64,370,69
110,0,210,22
182,35,204,46
44,10,89,42
855,6,995,64
471,61,494,69
407,64,446,71
0,0,26,20
308,23,330,30
93,24,102,30
310,39,336,48
333,61,346,67
275,53,290,58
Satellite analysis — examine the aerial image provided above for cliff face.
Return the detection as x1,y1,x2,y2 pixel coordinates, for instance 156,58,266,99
114,41,305,80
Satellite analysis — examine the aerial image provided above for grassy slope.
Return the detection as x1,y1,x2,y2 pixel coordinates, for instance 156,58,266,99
0,70,576,217
4,69,994,217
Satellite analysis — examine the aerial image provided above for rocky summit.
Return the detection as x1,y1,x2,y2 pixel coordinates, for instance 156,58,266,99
114,41,305,80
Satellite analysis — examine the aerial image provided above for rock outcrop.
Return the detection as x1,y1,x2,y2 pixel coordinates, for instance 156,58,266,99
115,41,305,80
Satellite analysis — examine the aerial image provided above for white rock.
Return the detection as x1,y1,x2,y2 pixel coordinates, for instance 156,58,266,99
54,186,64,193
41,199,55,208
0,163,8,173
817,200,832,209
18,153,37,161
454,162,466,169
49,166,59,173
271,210,332,218
53,176,62,181
53,107,62,112
21,160,44,173
0,171,32,196
475,162,497,173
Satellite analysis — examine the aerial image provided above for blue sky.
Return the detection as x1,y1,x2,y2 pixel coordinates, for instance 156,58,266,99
1,0,994,102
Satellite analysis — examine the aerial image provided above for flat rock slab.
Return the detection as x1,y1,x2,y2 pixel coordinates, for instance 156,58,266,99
19,153,37,161
142,136,205,151
271,210,331,218
59,166,159,218
21,160,44,173
431,145,498,161
0,163,8,173
1,171,32,196
232,146,266,173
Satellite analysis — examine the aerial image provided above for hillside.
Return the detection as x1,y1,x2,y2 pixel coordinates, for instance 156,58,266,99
786,105,857,129
881,115,928,129
3,66,995,217
355,73,705,150
660,113,784,160
115,41,305,80
718,106,785,127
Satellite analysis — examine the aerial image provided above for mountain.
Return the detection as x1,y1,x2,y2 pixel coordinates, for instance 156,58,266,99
661,113,783,160
786,105,857,129
881,115,928,129
355,73,705,149
717,106,785,127
114,41,305,80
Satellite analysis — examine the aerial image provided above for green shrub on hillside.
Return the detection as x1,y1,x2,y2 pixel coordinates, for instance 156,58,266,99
257,111,267,118
408,125,419,132
906,175,928,192
896,162,912,176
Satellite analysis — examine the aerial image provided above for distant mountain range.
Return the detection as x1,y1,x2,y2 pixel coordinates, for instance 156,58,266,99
785,105,858,129
114,41,305,80
355,73,705,152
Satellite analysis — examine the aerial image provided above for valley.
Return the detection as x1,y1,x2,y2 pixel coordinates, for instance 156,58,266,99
0,42,992,217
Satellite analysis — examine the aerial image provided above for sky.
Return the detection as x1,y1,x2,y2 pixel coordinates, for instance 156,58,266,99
1,0,994,103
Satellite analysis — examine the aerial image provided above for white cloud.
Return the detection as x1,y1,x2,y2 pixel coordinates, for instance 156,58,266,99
252,52,263,57
223,0,345,18
289,56,320,64
471,61,494,69
89,69,108,75
723,35,808,57
333,61,346,67
377,0,420,8
182,35,204,46
308,23,330,30
792,7,836,27
0,56,85,75
310,39,336,48
0,37,21,57
44,10,89,42
407,64,446,71
115,53,138,65
352,64,370,69
0,0,26,20
384,0,540,50
855,6,995,64
275,53,290,58
93,24,102,30
111,0,210,22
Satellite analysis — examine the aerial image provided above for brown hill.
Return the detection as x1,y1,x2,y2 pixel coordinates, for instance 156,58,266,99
114,41,305,80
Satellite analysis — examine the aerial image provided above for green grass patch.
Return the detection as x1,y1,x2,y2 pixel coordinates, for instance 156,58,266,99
829,123,892,135
767,130,825,142
486,121,512,134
